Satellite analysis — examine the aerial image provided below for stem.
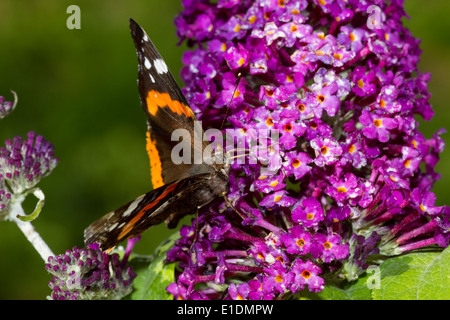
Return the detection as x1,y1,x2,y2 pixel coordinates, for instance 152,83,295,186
10,196,54,262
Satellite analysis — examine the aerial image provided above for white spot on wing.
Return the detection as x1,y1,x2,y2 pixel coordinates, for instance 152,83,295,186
144,57,151,69
108,222,118,232
154,58,168,74
122,195,144,217
143,34,148,42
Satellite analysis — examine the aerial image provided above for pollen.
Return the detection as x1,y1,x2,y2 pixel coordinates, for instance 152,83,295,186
234,90,241,98
404,159,411,168
248,15,257,24
379,99,386,108
278,0,286,7
301,270,311,279
266,117,274,126
317,94,326,103
357,79,365,88
296,238,305,247
337,187,347,193
420,204,426,212
333,53,343,60
373,119,382,127
315,50,325,56
238,57,245,66
270,180,279,187
320,146,329,155
297,103,306,112
234,23,241,32
318,0,327,5
286,74,294,82
306,213,315,220
284,123,293,132
348,144,356,154
275,274,284,283
292,159,301,168
323,240,332,250
274,195,282,202
290,24,298,32
221,43,227,52
349,32,356,41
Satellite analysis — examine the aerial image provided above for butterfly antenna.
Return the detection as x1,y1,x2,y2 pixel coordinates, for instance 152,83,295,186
224,139,281,165
220,71,244,132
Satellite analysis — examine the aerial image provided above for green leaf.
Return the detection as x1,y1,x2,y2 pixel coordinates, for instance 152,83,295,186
373,247,450,300
304,273,373,300
322,275,373,300
130,233,179,300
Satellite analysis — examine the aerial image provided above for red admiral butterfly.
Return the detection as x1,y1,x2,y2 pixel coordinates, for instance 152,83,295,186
84,19,229,252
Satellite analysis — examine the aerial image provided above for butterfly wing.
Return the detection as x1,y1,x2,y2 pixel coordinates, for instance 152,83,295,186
130,18,212,188
84,173,218,251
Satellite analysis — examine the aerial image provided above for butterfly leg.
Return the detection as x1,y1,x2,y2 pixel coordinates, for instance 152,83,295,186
223,194,247,221
188,205,202,265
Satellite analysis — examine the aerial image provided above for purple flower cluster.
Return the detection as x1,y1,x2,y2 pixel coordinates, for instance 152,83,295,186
0,131,58,195
0,176,11,217
46,244,136,300
165,0,449,299
0,95,58,218
0,93,17,120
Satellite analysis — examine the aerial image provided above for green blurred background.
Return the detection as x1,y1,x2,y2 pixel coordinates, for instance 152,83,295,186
0,1,448,299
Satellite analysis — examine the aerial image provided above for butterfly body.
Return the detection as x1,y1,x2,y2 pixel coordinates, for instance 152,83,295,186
84,19,229,252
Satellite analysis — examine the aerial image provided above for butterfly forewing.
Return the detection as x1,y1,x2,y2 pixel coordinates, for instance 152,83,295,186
129,18,212,187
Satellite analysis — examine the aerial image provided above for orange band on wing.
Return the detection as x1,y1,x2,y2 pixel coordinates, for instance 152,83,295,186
117,182,179,241
146,131,164,189
146,90,193,119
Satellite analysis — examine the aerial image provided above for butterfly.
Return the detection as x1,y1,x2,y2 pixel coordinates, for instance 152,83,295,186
84,18,230,252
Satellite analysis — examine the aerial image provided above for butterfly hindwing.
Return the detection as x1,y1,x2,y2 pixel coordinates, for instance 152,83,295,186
84,173,218,251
